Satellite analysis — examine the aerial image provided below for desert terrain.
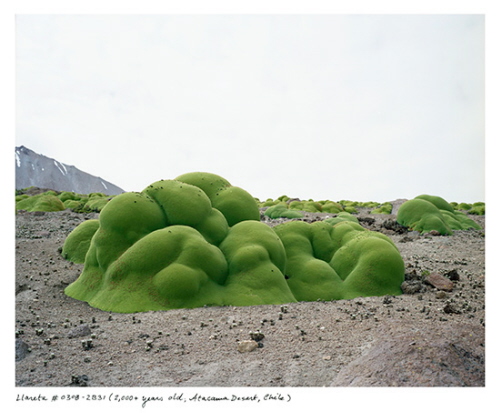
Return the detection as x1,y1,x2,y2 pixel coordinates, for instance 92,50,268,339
15,204,485,389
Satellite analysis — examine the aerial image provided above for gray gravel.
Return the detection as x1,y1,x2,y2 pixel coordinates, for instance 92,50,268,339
15,208,485,388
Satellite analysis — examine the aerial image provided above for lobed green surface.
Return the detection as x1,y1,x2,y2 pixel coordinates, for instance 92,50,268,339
397,195,481,235
63,172,406,313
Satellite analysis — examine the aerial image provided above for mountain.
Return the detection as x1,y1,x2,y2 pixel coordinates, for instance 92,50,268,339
15,146,125,195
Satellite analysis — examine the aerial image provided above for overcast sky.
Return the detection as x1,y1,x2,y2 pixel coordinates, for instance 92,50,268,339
15,13,485,203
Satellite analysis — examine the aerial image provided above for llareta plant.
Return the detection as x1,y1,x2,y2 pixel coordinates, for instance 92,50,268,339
62,172,405,313
397,194,481,235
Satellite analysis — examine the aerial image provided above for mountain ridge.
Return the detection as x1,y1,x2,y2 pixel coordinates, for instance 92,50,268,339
15,145,125,195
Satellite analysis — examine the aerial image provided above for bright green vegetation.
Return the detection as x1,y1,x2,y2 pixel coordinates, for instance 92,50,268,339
371,202,393,215
451,201,485,215
264,203,304,219
324,212,359,226
16,188,113,213
16,192,65,212
259,198,344,216
275,220,405,301
259,197,344,220
62,172,407,313
61,219,100,263
397,195,482,235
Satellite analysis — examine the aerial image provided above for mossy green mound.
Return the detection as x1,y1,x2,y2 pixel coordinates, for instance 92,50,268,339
264,203,304,219
320,201,344,214
397,195,481,234
16,192,65,212
371,202,393,214
453,201,485,215
469,203,485,215
324,212,359,226
274,220,404,301
259,197,344,214
16,189,113,213
61,219,100,263
63,172,406,313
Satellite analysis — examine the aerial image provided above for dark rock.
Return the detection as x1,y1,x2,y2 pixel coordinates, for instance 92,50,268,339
382,296,393,305
404,269,421,281
249,331,265,341
445,269,460,281
70,374,89,387
359,217,376,226
425,273,454,291
16,339,30,361
443,302,461,314
401,281,424,294
383,219,406,234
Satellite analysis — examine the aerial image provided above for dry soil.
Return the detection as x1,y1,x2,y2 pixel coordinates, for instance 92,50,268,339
15,206,485,388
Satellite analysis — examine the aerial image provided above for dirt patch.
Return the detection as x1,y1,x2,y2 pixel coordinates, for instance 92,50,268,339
15,207,485,387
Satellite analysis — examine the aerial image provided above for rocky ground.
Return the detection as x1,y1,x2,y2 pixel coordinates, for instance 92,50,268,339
15,204,486,390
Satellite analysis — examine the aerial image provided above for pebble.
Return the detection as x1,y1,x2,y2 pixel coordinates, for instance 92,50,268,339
237,340,259,353
445,269,460,281
401,281,424,294
67,324,91,338
425,272,454,291
435,291,448,299
70,374,89,387
443,302,461,314
249,331,265,341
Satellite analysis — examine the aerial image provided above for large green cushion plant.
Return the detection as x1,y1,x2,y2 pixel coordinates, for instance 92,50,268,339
397,195,480,235
63,172,406,313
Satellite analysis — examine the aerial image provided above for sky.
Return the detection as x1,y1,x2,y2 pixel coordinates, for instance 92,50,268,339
14,13,485,203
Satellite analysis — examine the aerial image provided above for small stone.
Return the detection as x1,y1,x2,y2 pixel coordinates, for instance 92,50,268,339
81,339,93,350
237,340,259,353
249,331,265,341
445,269,460,281
70,374,89,387
68,324,91,338
425,272,454,291
443,302,461,314
436,291,448,299
401,281,423,294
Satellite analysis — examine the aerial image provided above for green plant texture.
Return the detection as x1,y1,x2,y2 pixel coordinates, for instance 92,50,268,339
264,203,304,219
259,197,344,217
16,192,65,212
397,195,481,235
16,189,113,213
371,202,393,214
275,220,405,301
63,172,405,313
324,212,359,226
61,219,100,263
